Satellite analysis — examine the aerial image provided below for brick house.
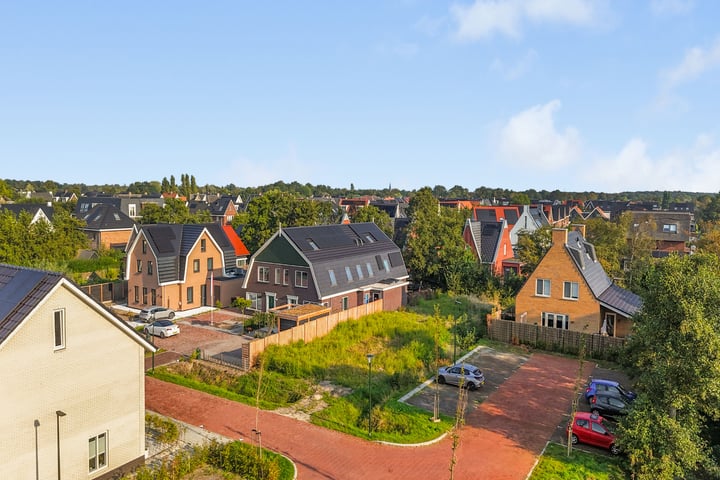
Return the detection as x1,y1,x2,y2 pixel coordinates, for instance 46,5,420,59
125,223,240,312
79,203,136,251
242,222,409,313
462,219,516,275
514,226,642,337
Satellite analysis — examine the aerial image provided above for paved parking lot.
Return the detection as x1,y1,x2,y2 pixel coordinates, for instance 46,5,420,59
404,345,530,417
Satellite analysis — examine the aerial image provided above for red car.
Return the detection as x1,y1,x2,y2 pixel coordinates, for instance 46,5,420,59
566,412,620,455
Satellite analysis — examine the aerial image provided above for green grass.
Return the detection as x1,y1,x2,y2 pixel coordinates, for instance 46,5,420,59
529,443,626,480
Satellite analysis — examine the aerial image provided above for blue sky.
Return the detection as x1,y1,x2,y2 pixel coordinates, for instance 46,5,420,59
2,0,720,193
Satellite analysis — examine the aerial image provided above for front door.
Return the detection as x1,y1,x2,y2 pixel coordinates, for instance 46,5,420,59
266,293,276,311
604,313,616,337
200,284,207,306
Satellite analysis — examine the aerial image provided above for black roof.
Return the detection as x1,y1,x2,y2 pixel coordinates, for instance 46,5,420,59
81,204,136,230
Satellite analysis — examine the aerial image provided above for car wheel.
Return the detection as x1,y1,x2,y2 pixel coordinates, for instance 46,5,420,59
571,434,579,445
610,443,620,455
160,331,167,338
168,312,175,319
438,376,446,384
466,382,477,391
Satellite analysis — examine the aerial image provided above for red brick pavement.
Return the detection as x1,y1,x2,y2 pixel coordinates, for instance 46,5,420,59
146,353,586,480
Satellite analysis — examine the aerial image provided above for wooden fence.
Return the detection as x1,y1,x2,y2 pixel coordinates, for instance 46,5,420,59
487,318,626,358
78,280,128,304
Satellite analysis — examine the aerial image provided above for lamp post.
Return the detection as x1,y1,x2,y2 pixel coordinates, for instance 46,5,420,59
56,410,66,480
366,353,374,438
34,419,40,480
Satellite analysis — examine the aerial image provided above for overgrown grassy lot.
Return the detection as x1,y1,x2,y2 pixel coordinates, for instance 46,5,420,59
529,443,626,480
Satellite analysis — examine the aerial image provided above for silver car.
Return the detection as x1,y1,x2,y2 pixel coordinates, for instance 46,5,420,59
138,306,175,322
144,319,180,338
438,363,485,390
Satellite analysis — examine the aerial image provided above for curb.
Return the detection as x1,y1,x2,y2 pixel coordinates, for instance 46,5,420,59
374,431,449,447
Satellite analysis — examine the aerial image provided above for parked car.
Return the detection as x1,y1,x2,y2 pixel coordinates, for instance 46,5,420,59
585,379,636,403
589,392,631,418
437,363,485,390
144,319,180,338
567,412,620,455
138,306,175,322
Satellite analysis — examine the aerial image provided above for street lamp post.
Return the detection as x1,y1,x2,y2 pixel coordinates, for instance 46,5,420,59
56,410,66,480
366,353,374,438
34,419,40,480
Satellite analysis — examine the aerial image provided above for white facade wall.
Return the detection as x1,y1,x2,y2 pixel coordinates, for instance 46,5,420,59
0,285,146,479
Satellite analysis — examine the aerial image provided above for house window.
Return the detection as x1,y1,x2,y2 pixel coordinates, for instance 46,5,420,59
207,257,213,271
275,268,282,285
663,224,678,233
53,309,65,350
383,258,390,271
283,269,289,285
542,312,569,330
295,271,309,288
328,269,337,286
88,432,107,472
201,239,207,252
307,238,319,250
147,261,153,275
187,286,194,304
355,265,364,280
134,286,139,303
246,292,261,310
142,288,148,304
342,296,349,310
287,295,299,305
345,266,353,282
364,293,371,304
365,234,376,243
366,263,374,277
193,259,200,273
563,281,579,300
536,279,551,297
128,204,137,217
258,267,269,283
151,289,157,305
136,260,142,273
142,239,147,254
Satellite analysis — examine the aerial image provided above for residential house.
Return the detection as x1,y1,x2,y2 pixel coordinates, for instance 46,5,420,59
242,222,409,313
0,203,54,224
0,264,155,479
222,225,250,271
208,196,238,225
514,226,642,337
125,223,240,312
75,193,165,221
462,219,516,275
510,205,549,247
628,210,695,257
79,203,136,251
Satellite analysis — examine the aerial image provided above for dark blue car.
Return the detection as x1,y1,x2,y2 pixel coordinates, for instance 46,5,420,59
585,379,636,403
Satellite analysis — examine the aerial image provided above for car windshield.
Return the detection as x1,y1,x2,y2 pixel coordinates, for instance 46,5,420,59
156,320,172,326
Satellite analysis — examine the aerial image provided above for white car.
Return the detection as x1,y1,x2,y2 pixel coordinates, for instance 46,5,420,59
138,306,175,322
144,320,180,338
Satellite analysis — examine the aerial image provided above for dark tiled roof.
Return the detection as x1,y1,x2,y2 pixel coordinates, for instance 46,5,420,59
0,264,63,345
466,220,502,264
280,223,408,298
565,231,642,316
81,204,136,230
0,204,54,222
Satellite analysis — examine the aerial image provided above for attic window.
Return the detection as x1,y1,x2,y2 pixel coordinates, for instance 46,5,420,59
365,234,376,243
307,239,319,250
663,224,678,233
345,266,353,282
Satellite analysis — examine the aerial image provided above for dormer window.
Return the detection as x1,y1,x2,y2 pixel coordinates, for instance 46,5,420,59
663,224,678,233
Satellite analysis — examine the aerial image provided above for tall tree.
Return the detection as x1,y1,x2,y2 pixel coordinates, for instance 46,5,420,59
514,226,552,276
350,205,393,238
618,253,720,479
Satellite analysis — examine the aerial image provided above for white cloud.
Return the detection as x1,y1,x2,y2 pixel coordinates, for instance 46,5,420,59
490,49,538,79
222,146,309,187
662,37,720,90
450,0,599,41
498,100,582,168
650,0,694,16
586,136,720,192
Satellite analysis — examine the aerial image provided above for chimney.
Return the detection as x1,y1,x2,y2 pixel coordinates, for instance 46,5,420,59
552,228,568,246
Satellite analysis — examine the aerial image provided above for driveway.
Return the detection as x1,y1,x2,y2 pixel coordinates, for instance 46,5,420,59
146,353,586,480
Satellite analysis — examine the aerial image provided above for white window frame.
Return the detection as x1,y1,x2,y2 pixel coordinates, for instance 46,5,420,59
342,296,349,310
287,295,299,305
88,432,107,473
246,292,261,310
542,312,569,330
275,268,282,285
663,223,678,233
53,309,65,350
536,278,551,297
258,266,269,283
295,271,309,288
563,281,579,300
